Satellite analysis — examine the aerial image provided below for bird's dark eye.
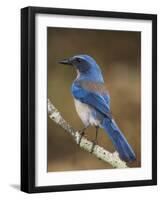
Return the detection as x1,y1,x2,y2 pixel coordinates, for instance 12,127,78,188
76,58,81,63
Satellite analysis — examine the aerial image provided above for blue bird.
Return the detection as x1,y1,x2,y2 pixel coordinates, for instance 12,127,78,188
59,54,136,162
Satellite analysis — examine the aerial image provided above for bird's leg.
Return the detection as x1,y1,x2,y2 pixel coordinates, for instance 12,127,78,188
95,126,99,145
78,125,89,145
90,126,99,153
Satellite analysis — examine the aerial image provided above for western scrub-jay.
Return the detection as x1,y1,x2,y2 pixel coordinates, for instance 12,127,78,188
59,54,136,162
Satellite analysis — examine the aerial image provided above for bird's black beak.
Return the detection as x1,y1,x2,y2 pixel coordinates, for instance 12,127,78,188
58,58,72,65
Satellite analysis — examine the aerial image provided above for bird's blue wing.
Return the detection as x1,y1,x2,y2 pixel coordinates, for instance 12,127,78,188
72,83,111,118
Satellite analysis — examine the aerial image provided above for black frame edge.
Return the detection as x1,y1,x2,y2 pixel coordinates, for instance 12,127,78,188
152,14,157,185
23,6,157,20
21,7,35,193
21,7,30,193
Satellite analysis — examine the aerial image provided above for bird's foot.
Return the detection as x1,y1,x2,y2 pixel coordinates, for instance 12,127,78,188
77,126,89,145
78,130,85,145
90,140,98,153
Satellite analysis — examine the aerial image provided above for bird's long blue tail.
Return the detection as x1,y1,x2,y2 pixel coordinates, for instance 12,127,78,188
102,118,136,162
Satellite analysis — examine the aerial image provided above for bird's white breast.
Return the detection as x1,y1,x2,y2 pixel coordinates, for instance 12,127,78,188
74,98,100,127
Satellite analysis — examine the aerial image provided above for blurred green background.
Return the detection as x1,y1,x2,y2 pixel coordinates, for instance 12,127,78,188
47,27,141,172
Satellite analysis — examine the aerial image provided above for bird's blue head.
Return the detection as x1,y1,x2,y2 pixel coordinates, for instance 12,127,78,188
59,54,104,82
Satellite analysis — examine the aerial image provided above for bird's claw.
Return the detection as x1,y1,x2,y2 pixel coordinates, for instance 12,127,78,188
78,130,85,145
90,140,98,153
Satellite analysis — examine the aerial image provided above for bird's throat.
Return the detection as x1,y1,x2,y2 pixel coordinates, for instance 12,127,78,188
76,69,80,79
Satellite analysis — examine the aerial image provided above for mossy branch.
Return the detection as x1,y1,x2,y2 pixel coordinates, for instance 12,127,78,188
48,99,128,168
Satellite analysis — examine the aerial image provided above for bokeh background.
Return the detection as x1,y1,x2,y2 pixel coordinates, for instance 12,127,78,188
47,27,141,172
